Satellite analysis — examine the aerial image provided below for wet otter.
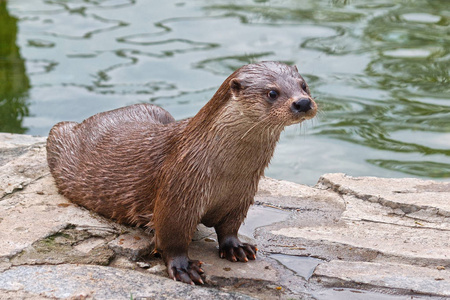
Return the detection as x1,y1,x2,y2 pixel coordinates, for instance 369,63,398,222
47,61,317,284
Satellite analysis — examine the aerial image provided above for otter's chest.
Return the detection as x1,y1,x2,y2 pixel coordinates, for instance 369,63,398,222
199,166,260,227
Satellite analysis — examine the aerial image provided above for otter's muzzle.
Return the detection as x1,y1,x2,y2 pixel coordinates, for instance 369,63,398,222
291,98,313,113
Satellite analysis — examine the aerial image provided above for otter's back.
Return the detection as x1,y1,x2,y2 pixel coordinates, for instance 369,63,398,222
46,104,176,225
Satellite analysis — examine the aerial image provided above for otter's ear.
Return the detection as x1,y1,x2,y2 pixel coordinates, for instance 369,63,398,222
292,65,299,73
230,78,242,97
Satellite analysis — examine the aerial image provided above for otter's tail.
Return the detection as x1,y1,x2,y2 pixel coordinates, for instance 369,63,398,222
46,121,79,182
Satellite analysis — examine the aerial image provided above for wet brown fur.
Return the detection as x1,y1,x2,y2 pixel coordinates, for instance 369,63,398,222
47,61,317,281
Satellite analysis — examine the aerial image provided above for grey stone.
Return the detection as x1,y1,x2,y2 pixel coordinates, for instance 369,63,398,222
189,225,278,286
257,176,345,211
270,218,450,266
0,133,46,149
318,173,450,218
74,237,106,254
313,260,450,297
0,175,115,258
0,134,49,200
0,264,256,299
108,231,153,261
1,133,449,299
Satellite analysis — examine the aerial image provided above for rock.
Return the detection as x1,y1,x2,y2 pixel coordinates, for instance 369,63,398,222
270,218,449,266
0,134,47,199
189,225,279,287
74,237,106,254
0,175,117,259
108,231,153,261
257,176,345,211
136,261,151,268
0,264,256,299
146,263,166,274
264,173,450,297
313,260,450,297
10,227,115,267
318,173,450,220
0,133,449,299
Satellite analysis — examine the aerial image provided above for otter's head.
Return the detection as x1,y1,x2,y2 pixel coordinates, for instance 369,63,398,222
228,61,317,127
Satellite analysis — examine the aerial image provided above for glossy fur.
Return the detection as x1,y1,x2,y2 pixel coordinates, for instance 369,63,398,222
47,61,317,284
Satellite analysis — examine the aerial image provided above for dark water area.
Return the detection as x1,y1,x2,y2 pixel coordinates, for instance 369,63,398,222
1,0,449,185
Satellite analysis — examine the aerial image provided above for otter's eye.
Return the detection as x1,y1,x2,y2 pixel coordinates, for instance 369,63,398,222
267,90,279,101
301,82,307,91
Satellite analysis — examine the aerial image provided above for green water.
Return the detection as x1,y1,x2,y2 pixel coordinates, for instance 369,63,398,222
1,0,449,185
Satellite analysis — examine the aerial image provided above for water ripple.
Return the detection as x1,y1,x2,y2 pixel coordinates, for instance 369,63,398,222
3,0,449,183
193,53,276,75
367,160,450,178
20,12,127,39
117,38,219,55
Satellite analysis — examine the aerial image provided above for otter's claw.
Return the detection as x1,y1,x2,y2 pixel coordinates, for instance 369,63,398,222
166,256,204,285
219,236,257,262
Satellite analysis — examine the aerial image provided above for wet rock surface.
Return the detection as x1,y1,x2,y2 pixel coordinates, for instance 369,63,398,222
0,133,448,299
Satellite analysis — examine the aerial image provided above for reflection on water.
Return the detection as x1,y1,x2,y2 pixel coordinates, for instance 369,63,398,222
2,0,449,184
0,1,30,133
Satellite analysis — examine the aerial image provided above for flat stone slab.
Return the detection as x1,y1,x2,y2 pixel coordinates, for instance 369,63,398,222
190,225,279,286
318,173,450,216
0,264,255,299
271,219,450,266
257,176,345,211
0,175,115,259
313,260,450,297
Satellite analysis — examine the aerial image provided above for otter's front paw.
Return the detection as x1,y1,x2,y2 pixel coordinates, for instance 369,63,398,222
219,236,257,262
166,255,204,285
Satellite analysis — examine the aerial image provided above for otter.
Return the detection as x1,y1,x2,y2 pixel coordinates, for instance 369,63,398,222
46,61,317,284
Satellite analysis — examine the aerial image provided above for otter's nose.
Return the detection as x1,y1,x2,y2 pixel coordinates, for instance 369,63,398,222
291,98,312,113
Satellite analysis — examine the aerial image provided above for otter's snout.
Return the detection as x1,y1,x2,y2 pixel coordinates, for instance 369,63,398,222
291,98,313,113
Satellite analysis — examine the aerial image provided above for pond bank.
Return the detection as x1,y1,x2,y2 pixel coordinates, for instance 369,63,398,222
0,133,448,299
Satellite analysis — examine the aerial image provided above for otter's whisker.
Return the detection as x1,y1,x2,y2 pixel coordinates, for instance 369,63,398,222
240,115,271,140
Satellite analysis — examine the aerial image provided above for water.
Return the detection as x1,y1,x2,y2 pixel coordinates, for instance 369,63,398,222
238,205,290,238
270,253,322,280
313,288,435,300
1,0,449,185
